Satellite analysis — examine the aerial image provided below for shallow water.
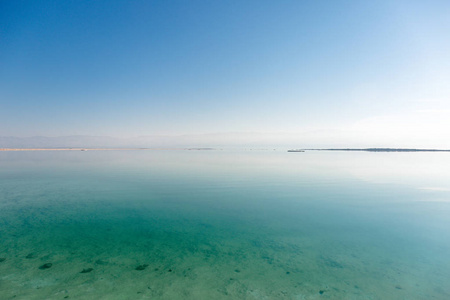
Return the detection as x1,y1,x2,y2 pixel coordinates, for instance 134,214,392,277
1,150,450,299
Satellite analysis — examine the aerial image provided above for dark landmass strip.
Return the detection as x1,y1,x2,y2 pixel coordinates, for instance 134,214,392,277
304,148,450,152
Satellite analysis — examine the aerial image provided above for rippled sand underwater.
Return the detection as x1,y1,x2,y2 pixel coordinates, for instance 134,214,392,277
1,150,449,299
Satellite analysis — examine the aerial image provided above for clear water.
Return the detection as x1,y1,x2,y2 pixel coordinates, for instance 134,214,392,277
0,150,449,299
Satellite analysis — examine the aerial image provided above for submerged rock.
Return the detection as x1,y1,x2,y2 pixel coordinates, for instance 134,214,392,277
0,258,6,262
80,268,93,273
26,253,36,259
135,264,149,271
39,263,52,270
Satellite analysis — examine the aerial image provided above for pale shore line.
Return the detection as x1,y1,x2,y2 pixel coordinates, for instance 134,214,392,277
0,148,178,151
0,148,217,151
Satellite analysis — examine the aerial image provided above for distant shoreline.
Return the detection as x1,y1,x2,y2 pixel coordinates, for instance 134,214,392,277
0,148,215,151
2,147,450,152
302,148,450,152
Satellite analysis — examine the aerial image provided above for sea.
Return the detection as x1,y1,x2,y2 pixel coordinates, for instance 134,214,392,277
0,149,449,299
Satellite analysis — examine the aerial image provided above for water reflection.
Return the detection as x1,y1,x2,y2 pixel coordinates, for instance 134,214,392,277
0,150,449,299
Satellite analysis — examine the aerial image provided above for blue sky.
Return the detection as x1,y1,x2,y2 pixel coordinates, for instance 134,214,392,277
1,0,450,147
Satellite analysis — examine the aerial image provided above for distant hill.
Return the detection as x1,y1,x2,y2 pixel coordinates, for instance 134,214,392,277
0,133,297,148
0,132,316,148
2,134,448,150
0,136,126,148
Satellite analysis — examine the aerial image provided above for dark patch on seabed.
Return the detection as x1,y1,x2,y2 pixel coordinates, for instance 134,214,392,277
80,268,93,273
39,263,52,269
135,264,149,270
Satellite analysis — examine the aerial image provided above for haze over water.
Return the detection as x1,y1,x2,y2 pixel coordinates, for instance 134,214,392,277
1,150,449,299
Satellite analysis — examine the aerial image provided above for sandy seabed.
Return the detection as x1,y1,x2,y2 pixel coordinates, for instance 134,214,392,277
1,196,448,300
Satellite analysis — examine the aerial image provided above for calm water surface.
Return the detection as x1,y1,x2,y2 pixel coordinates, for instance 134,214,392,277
0,150,449,299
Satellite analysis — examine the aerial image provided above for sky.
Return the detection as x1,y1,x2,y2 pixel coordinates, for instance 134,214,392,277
1,0,450,147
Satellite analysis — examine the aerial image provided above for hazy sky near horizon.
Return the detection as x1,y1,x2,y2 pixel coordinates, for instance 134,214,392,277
1,0,450,147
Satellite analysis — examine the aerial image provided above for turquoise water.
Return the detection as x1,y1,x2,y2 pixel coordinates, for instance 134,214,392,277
1,150,450,299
